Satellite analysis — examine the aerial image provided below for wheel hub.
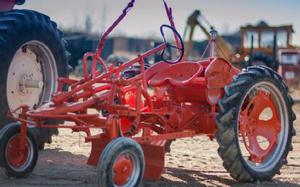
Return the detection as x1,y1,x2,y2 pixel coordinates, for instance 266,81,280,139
6,135,29,169
113,154,134,186
19,73,44,94
7,46,44,110
7,41,58,112
239,90,281,163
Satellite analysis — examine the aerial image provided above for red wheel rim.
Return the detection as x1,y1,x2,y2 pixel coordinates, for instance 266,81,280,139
239,90,281,163
113,153,134,186
5,135,30,170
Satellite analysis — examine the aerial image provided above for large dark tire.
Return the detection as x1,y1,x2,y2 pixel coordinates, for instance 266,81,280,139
216,66,296,182
0,123,38,178
248,53,279,72
97,137,145,187
0,10,70,147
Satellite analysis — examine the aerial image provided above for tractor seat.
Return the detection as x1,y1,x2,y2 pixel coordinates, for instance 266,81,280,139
149,62,203,87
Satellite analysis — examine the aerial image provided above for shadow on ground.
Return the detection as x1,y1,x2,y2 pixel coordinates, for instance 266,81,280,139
0,144,299,187
144,167,300,187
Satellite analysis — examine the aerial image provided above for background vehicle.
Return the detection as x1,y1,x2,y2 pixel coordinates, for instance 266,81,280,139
278,49,300,90
0,0,70,147
183,10,299,73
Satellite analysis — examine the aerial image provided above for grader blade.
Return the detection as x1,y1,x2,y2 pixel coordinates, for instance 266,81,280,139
140,140,166,180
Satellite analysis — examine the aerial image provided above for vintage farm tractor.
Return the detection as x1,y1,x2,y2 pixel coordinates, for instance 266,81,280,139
0,0,70,148
0,0,296,186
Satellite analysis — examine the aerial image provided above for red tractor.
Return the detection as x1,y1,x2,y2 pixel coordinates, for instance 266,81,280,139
0,0,70,148
0,0,296,186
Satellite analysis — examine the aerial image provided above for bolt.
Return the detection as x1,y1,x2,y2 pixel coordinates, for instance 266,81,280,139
22,46,27,53
36,56,41,63
122,166,128,173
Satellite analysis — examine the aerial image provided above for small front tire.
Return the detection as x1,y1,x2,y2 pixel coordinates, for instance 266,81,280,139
97,137,145,187
0,123,38,178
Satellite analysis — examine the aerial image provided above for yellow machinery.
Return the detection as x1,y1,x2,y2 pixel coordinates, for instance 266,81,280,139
183,10,233,60
183,10,297,72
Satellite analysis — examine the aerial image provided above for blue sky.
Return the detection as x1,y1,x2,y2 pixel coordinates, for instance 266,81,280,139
20,0,300,45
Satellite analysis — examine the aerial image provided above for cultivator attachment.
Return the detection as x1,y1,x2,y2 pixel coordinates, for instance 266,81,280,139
87,134,166,180
87,135,110,166
140,141,166,180
0,0,295,186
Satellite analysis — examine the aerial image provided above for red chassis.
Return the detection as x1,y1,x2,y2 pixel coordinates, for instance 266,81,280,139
2,0,294,185
11,55,239,180
8,6,239,181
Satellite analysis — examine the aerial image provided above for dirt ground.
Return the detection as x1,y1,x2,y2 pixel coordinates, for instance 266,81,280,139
1,104,300,187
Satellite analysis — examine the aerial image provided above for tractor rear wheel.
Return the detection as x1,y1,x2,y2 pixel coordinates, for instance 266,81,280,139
0,10,69,147
216,66,296,182
97,137,145,187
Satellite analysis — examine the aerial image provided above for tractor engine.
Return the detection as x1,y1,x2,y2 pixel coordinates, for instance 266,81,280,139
152,87,217,136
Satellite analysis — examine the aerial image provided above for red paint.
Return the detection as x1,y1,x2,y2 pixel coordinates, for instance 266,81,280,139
6,0,242,180
113,155,134,186
239,91,281,163
6,135,29,169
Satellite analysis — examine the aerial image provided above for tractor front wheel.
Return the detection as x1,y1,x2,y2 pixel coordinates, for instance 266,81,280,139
216,66,296,182
0,123,38,178
97,137,145,187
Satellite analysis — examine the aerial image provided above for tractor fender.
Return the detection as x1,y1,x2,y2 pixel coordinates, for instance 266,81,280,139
204,58,239,105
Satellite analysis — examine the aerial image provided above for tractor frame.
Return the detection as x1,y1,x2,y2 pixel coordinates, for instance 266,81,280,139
1,0,295,185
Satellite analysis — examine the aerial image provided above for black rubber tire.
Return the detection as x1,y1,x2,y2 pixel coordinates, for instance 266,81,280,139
97,137,145,187
216,66,296,182
15,0,26,5
0,10,70,147
0,123,38,178
248,53,279,72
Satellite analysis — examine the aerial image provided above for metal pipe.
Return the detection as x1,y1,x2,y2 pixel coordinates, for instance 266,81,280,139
24,80,44,89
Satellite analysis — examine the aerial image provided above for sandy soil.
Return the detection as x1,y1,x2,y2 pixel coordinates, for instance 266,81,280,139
1,104,300,187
